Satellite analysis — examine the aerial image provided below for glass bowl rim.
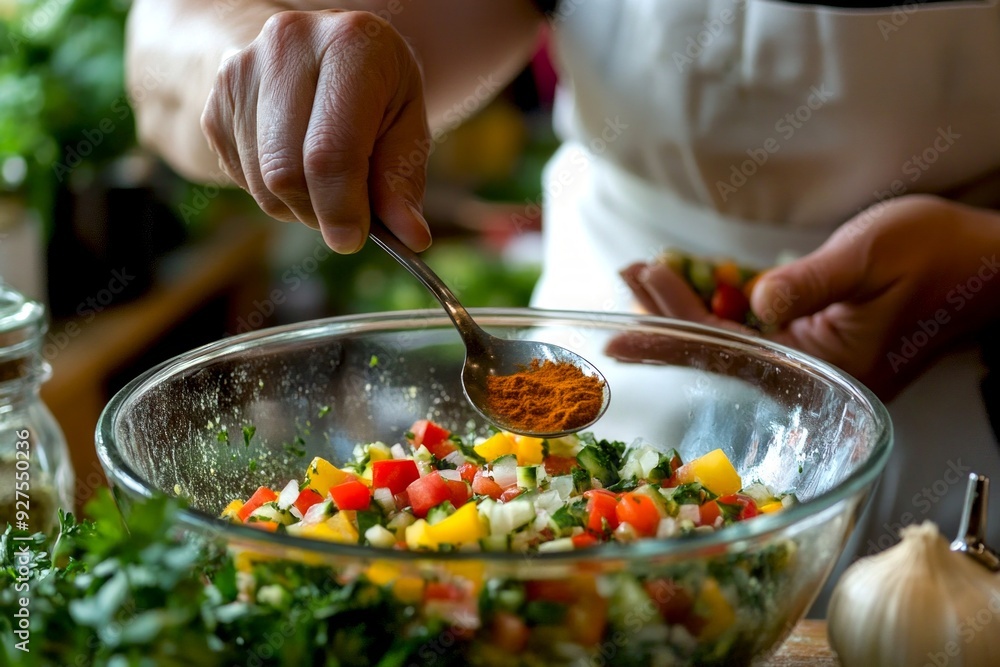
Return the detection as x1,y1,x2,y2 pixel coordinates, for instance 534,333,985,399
96,307,893,563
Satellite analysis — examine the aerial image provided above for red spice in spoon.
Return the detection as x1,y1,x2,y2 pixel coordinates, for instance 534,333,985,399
485,359,605,433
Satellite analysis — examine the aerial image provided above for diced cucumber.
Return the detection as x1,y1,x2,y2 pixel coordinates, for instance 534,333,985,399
480,534,511,552
249,501,295,525
486,499,535,536
426,501,456,525
517,465,541,490
577,446,619,487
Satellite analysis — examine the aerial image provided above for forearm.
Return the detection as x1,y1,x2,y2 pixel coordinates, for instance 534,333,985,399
126,0,544,183
125,0,286,182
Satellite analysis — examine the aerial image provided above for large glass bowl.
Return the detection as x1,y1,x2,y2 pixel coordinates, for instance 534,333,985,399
97,309,891,666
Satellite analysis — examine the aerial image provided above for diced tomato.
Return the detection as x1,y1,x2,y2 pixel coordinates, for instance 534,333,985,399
698,500,721,527
446,479,472,508
407,471,453,518
472,469,504,500
572,533,600,549
543,455,580,476
372,459,421,495
293,488,325,515
615,492,661,537
490,611,530,654
329,479,372,511
499,486,524,503
525,579,578,604
424,582,465,602
584,489,620,533
237,486,277,522
711,283,751,322
717,493,760,521
408,419,457,458
457,462,479,484
644,579,695,624
567,595,608,646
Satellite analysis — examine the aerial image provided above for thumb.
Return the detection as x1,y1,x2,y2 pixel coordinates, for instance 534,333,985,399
750,234,866,327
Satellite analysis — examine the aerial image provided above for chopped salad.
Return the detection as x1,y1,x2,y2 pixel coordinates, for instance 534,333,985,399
220,419,793,551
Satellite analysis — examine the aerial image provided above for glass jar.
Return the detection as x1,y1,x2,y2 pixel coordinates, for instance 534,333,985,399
0,282,74,534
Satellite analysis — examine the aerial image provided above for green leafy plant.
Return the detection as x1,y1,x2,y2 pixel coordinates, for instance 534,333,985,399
0,0,132,204
0,490,462,667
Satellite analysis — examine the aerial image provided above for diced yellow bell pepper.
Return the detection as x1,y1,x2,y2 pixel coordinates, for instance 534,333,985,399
696,578,735,640
393,577,426,604
405,519,437,550
674,449,742,496
445,561,486,597
303,456,353,494
365,561,402,587
759,501,783,514
299,511,358,544
512,435,545,466
369,442,392,462
427,502,487,546
221,499,244,522
474,432,516,461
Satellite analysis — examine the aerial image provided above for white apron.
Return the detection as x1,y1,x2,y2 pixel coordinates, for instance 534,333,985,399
531,0,1000,614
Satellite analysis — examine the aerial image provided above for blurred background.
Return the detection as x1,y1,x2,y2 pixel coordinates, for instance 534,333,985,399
0,0,559,503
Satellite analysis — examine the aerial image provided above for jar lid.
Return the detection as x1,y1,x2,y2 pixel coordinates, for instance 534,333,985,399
0,281,47,383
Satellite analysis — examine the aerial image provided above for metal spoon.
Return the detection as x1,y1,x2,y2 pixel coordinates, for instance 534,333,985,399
368,217,610,437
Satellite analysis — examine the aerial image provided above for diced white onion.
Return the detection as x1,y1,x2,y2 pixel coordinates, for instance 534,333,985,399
677,504,701,524
438,469,461,482
373,487,396,513
656,517,679,539
491,458,518,489
550,475,575,500
301,499,332,526
276,479,300,510
365,524,397,549
443,450,466,467
390,444,409,459
539,537,575,553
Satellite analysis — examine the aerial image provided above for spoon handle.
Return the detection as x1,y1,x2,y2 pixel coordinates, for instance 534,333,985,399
368,217,487,348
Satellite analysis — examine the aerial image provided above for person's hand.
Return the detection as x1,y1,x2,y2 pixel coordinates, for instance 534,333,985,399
201,9,432,254
622,195,1000,399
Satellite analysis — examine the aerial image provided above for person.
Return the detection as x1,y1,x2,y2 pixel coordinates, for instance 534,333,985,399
125,0,1000,606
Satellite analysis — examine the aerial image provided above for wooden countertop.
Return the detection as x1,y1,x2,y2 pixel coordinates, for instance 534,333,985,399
767,620,838,666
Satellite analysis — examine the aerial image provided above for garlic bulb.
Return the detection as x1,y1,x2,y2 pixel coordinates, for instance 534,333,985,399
828,521,1000,667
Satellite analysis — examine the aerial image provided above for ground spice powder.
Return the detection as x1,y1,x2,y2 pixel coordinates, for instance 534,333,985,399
485,359,605,433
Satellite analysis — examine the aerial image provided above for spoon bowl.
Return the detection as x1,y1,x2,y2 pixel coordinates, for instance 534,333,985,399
368,217,609,437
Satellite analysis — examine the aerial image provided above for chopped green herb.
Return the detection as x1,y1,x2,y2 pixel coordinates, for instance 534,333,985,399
216,429,229,444
283,436,307,459
242,425,257,448
318,405,331,418
369,355,379,367
248,459,257,472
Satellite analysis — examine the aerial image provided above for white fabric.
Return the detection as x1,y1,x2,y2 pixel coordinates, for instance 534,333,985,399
531,0,1000,613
